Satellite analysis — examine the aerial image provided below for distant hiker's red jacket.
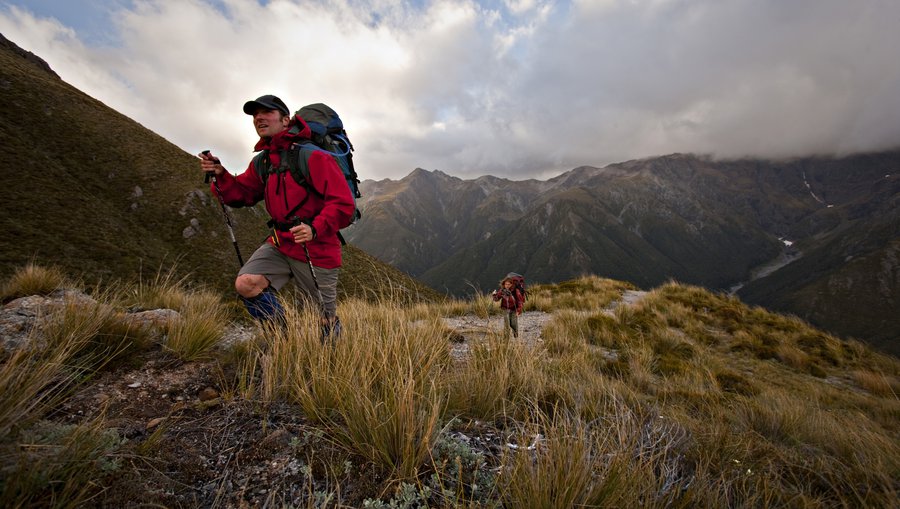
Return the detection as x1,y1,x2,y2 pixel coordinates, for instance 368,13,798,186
493,288,523,314
210,116,355,269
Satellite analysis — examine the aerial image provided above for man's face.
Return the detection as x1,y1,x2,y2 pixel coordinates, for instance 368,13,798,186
252,108,289,138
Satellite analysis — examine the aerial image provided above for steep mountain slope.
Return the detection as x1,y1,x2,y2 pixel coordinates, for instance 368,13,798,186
0,34,436,301
738,167,900,353
346,169,551,275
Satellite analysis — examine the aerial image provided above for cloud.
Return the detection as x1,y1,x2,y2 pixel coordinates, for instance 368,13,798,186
1,0,899,181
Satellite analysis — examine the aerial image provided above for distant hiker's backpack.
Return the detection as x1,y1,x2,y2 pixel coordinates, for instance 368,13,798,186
506,272,526,302
253,103,362,229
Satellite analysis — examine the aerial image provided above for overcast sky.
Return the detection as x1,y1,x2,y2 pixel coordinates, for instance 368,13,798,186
2,0,899,181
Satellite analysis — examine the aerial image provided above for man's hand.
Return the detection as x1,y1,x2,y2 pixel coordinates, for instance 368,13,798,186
199,150,225,179
290,222,315,244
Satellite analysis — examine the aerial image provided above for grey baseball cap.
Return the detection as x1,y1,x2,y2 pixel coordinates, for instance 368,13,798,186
242,94,289,115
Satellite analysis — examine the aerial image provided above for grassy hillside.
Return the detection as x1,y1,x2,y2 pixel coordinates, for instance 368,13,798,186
0,33,263,290
1,266,897,507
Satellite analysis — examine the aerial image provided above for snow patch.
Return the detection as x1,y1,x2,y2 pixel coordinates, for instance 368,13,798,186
801,170,830,207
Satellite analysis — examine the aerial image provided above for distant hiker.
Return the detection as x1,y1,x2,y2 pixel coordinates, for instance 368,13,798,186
492,276,524,338
199,94,355,338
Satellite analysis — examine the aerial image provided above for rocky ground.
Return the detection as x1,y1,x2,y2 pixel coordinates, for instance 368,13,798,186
1,289,645,507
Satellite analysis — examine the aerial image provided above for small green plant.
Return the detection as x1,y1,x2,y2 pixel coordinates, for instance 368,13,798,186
363,482,431,509
427,430,496,506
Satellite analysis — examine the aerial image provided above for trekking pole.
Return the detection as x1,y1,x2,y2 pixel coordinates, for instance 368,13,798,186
300,237,327,316
201,150,244,267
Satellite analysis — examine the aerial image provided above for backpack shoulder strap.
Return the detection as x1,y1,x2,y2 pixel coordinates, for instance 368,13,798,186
286,143,325,197
251,150,272,184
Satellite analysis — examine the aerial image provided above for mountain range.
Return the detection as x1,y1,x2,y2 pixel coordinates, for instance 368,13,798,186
347,154,900,354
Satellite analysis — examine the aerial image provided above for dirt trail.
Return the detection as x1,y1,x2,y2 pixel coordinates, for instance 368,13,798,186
602,289,648,315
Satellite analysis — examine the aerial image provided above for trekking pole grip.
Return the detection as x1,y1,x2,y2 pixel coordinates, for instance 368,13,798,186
201,150,219,184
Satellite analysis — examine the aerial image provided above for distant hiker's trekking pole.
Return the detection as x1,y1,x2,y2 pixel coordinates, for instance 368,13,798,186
201,150,244,267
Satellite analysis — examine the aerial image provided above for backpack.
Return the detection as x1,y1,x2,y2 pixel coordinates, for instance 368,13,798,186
252,103,362,231
506,272,526,302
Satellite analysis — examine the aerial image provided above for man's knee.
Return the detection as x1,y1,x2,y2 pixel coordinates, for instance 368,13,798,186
235,274,269,298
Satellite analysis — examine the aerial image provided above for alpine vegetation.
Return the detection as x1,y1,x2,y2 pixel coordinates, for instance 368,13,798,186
0,266,897,507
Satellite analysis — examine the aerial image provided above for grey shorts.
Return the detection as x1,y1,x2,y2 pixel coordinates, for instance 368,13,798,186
238,243,339,317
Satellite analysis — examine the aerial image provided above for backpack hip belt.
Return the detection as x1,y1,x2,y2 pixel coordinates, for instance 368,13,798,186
267,218,307,232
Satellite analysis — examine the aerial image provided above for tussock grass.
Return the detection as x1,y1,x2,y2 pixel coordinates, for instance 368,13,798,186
0,416,120,507
41,293,151,372
448,334,546,421
0,297,133,506
498,410,625,508
851,369,897,397
262,299,452,479
126,264,192,311
0,287,153,439
541,309,592,356
0,262,68,301
214,339,262,402
417,292,496,319
498,404,691,508
163,290,228,361
527,275,634,312
584,312,628,348
0,339,88,439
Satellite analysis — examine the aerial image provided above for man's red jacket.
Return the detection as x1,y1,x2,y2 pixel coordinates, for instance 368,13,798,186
210,116,355,269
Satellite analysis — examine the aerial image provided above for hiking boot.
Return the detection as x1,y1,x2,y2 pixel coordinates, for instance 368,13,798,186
321,316,342,343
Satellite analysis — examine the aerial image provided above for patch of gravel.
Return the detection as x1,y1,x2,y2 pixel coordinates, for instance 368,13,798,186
441,311,553,359
601,289,648,316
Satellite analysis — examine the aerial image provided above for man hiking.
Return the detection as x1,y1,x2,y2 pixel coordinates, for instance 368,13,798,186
199,94,355,338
